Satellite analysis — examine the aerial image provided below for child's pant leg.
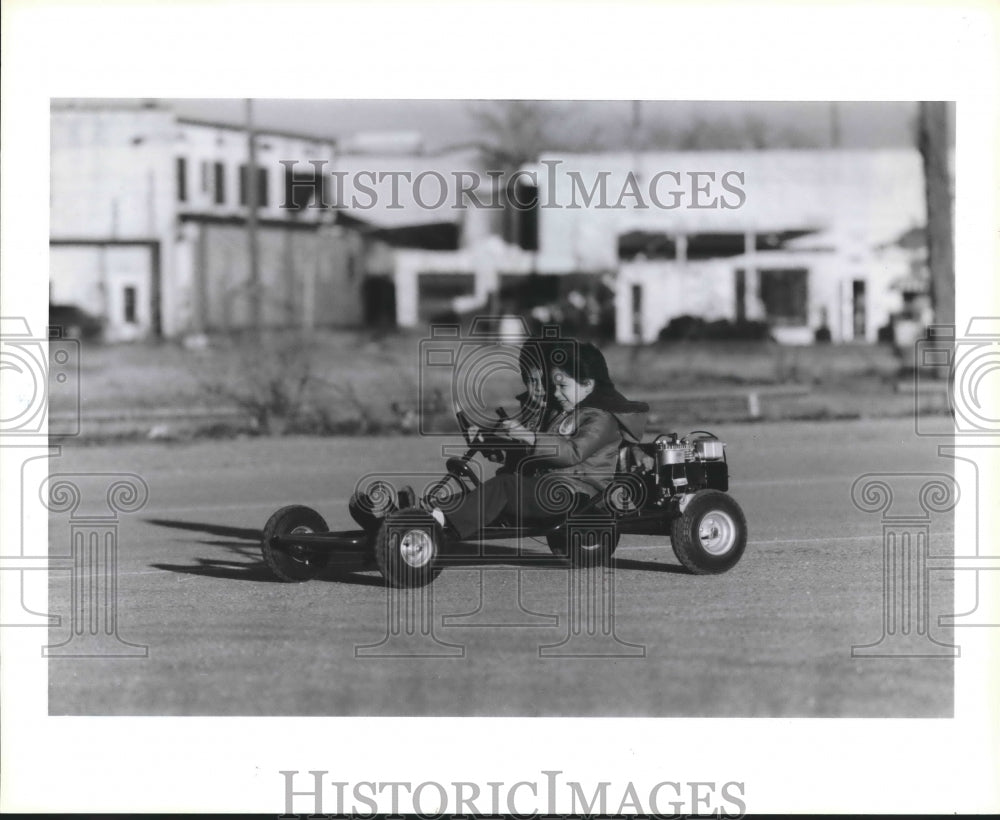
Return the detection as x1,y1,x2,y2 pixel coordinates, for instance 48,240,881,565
444,473,518,539
442,473,579,539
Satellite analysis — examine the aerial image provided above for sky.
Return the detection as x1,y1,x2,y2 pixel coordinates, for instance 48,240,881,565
153,99,921,152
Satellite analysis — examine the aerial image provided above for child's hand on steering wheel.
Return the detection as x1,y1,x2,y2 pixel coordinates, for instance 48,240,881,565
499,418,536,445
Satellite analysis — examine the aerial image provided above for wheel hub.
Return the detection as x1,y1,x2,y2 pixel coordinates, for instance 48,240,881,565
697,511,737,555
577,531,608,551
288,525,318,562
399,528,434,568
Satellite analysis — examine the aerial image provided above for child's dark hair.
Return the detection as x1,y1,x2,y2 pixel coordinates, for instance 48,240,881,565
552,341,614,391
520,338,615,394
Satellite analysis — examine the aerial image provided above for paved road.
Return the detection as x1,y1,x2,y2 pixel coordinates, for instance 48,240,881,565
46,418,955,716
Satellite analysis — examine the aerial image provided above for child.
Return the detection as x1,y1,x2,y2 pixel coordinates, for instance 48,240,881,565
491,338,557,474
428,341,648,539
348,336,559,530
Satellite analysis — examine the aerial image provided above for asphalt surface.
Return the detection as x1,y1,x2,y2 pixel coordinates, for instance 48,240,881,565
47,418,955,716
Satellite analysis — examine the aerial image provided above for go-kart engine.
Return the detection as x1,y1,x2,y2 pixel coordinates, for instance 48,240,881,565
651,432,728,502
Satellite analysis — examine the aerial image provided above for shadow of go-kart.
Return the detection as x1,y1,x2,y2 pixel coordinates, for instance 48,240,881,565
260,411,748,588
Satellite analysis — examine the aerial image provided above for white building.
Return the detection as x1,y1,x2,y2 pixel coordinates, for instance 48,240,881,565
525,150,927,343
329,145,520,327
380,147,930,342
49,103,366,341
50,105,934,345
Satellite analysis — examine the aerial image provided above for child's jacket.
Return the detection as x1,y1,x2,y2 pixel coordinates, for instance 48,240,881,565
529,387,649,495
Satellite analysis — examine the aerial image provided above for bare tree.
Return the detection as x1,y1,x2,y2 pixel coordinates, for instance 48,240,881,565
468,100,605,168
470,103,823,161
470,100,550,167
917,101,955,327
649,114,820,151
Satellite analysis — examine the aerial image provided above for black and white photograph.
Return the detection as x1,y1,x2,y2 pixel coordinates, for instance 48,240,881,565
42,95,959,718
2,1,998,816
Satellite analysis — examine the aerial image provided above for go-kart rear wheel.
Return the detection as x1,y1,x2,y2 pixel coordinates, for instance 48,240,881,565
546,520,620,567
374,508,444,588
261,505,330,582
670,490,747,574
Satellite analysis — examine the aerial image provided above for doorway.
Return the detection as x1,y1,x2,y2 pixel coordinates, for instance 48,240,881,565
852,279,867,340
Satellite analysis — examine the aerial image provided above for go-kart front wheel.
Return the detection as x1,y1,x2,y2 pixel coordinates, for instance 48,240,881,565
261,505,330,582
374,509,445,588
670,490,747,574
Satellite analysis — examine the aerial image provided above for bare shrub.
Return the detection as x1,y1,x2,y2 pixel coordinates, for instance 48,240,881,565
198,329,413,436
199,330,321,435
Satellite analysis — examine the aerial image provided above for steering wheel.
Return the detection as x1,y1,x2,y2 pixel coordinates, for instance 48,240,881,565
456,407,510,448
456,409,475,446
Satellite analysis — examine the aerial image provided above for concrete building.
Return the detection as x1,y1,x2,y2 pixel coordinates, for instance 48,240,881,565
381,148,931,342
329,145,520,328
50,103,366,341
50,104,934,345
526,150,927,344
49,103,511,340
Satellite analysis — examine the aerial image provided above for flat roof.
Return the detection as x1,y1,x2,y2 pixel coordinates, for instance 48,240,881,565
177,117,338,146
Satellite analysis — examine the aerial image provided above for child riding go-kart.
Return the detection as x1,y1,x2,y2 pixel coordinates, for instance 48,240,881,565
260,340,748,588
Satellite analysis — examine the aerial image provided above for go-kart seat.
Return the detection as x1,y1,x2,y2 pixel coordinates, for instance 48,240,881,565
615,442,649,476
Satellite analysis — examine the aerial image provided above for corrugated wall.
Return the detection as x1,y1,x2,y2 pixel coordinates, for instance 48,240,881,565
194,223,366,331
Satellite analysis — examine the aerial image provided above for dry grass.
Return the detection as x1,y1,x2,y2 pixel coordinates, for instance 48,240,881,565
605,340,901,390
56,330,929,438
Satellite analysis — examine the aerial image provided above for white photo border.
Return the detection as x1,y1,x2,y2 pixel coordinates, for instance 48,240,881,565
1,0,998,814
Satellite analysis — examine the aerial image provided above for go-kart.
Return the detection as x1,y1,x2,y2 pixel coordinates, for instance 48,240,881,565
260,410,748,588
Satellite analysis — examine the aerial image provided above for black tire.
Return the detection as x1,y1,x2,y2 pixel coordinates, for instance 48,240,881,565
546,517,621,567
374,508,445,588
261,505,330,582
348,480,404,533
670,490,747,574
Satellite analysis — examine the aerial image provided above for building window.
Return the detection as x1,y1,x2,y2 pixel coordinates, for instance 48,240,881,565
417,272,475,323
123,286,137,324
283,163,326,211
201,161,210,193
176,157,187,202
257,167,269,208
239,166,270,208
213,162,226,205
686,232,745,259
852,278,867,339
501,179,539,251
758,268,808,326
618,231,677,260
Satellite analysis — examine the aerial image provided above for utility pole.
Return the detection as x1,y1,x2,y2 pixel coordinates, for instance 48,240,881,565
246,98,261,330
628,100,643,347
631,100,642,151
917,101,955,327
